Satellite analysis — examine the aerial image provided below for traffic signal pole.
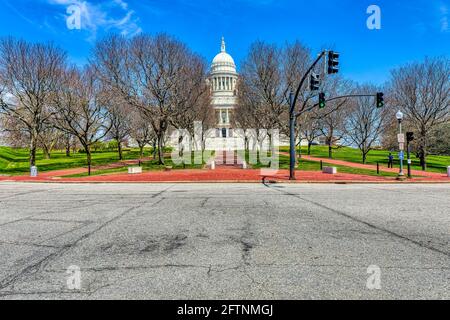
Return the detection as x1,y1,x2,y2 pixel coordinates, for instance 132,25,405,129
289,51,326,180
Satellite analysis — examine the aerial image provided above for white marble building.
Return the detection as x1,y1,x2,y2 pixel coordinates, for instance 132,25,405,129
209,37,238,139
168,37,289,152
203,37,246,151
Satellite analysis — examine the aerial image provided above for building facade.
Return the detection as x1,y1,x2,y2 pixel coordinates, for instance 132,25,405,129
209,37,238,139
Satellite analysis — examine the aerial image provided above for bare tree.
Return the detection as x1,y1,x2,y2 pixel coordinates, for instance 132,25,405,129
428,122,450,155
0,38,66,167
315,76,352,158
238,41,313,156
0,112,29,148
93,33,201,165
37,125,64,159
129,109,155,159
170,52,211,158
344,85,389,164
233,83,257,152
105,100,131,160
51,66,111,175
390,57,450,170
299,112,321,155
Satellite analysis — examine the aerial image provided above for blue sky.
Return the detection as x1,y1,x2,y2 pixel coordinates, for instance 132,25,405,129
0,0,448,84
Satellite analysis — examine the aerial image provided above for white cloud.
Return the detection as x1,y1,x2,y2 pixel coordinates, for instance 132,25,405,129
439,4,449,32
46,0,142,40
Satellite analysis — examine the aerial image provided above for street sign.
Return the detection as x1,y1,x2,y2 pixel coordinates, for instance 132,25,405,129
407,159,412,164
399,143,405,151
397,134,405,143
398,151,404,160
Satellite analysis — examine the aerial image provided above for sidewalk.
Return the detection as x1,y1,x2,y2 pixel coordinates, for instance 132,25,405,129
0,167,390,183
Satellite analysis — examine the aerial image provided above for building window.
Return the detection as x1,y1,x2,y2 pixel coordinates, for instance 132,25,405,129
222,128,227,138
221,110,227,124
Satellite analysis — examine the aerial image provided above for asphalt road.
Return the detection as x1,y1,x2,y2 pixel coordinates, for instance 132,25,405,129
0,182,448,300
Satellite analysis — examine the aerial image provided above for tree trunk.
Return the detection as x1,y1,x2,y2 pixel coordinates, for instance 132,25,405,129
178,135,184,158
420,152,426,171
420,128,427,171
328,143,333,159
362,152,367,164
86,145,92,176
118,141,123,160
66,135,71,157
157,134,165,165
43,145,51,160
307,142,312,155
152,139,157,160
29,135,37,167
139,145,144,159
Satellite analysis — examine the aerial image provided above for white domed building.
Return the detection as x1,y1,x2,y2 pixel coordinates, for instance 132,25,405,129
209,37,238,139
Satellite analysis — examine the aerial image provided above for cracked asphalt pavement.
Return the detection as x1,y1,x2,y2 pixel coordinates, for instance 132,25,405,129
0,182,448,299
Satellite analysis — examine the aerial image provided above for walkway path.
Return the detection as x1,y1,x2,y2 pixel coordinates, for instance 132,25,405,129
213,150,243,169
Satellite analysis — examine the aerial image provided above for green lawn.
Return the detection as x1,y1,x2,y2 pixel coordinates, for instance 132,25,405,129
280,146,450,174
62,154,208,178
249,152,398,177
0,146,155,175
2,144,447,177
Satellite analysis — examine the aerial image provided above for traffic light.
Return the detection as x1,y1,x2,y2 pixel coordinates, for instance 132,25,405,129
327,51,339,74
319,92,326,109
310,73,320,91
376,92,384,108
406,132,414,143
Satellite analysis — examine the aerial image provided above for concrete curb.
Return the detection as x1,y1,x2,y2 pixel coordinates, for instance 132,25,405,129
1,179,449,185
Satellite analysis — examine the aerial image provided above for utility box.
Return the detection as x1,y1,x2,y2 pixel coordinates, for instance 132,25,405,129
128,167,142,174
447,166,450,178
323,166,337,174
211,161,216,170
30,166,38,177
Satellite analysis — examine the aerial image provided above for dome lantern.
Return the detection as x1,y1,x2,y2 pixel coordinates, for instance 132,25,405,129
221,37,226,52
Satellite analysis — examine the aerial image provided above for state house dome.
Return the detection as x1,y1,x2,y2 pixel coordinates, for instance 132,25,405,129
211,37,237,74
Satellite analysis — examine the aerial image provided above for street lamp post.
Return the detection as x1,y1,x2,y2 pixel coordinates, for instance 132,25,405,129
396,110,405,179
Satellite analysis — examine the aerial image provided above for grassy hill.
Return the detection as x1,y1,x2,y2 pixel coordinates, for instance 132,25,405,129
0,146,152,175
280,146,450,173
